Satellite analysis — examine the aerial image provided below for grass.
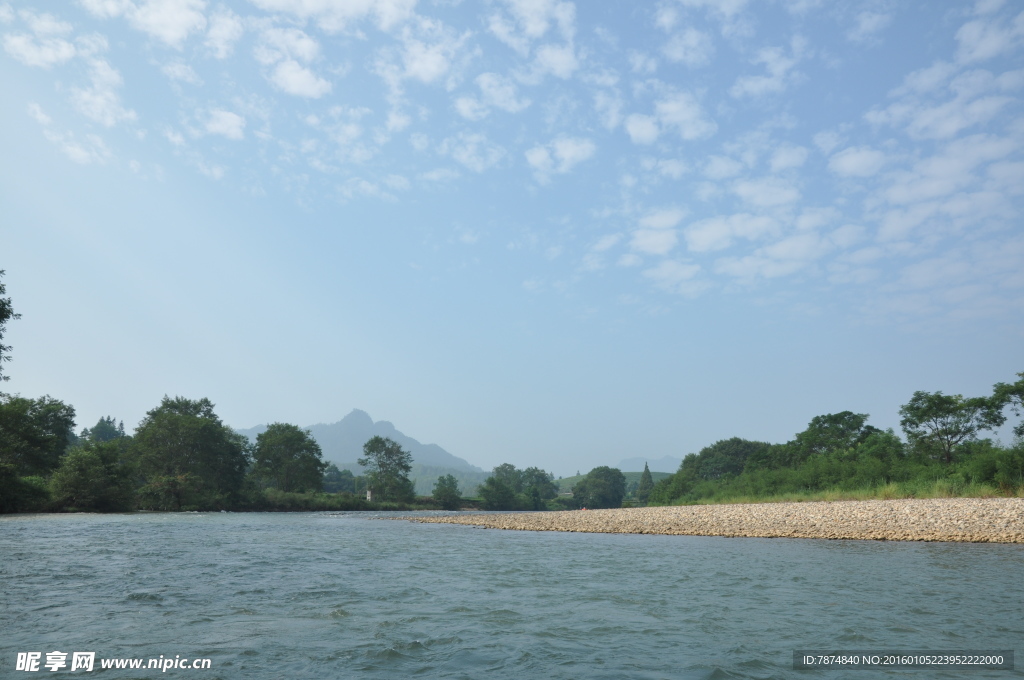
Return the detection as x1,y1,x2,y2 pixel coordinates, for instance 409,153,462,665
670,480,1018,506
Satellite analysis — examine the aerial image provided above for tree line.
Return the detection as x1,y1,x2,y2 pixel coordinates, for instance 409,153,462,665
648,376,1024,505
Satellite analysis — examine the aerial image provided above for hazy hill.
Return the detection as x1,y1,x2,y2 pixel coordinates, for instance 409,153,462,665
236,409,484,475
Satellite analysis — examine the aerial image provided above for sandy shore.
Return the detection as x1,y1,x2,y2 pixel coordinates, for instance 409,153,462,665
401,498,1024,543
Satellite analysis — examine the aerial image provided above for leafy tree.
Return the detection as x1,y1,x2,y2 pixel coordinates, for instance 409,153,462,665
572,466,626,509
0,394,77,475
432,474,462,510
81,416,126,443
0,270,19,382
636,462,654,504
358,435,415,502
993,372,1024,438
252,423,327,492
519,466,558,509
323,463,357,493
49,441,136,512
899,390,1004,464
131,396,250,510
478,474,518,510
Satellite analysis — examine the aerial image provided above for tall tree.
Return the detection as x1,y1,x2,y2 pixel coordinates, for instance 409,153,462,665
49,441,136,512
992,372,1024,438
572,466,627,509
636,462,654,504
131,396,250,510
358,436,415,502
432,474,462,510
0,270,20,382
899,390,1004,464
252,423,327,492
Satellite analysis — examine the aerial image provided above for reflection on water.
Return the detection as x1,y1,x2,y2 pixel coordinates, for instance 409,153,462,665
1,512,1021,679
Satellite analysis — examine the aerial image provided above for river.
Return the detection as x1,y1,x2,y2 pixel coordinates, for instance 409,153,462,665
2,512,1021,679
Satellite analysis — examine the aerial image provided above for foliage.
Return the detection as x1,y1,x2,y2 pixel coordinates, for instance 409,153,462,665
358,435,415,503
0,394,77,476
131,396,250,510
432,473,462,510
49,441,136,512
899,391,1004,464
323,463,359,493
477,463,558,510
252,423,327,492
992,372,1024,438
572,466,626,509
0,270,19,382
635,463,654,504
80,416,126,443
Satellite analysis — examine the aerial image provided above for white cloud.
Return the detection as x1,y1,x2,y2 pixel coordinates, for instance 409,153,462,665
29,103,112,164
624,114,659,144
733,177,800,207
456,72,530,119
270,59,331,97
828,146,886,177
81,0,207,48
594,90,623,130
630,229,677,255
249,0,416,32
639,207,686,230
71,59,137,127
592,234,621,252
955,12,1024,64
685,213,777,252
770,145,807,171
662,27,713,67
256,27,319,64
525,135,595,181
642,260,704,295
703,155,743,179
488,0,576,54
847,11,891,44
533,42,578,79
654,91,717,140
730,37,804,98
440,132,505,173
205,8,241,58
162,61,200,84
206,109,245,139
3,31,76,67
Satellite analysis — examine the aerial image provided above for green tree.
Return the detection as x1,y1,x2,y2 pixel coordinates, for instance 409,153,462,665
358,435,415,502
252,423,327,492
0,394,77,476
478,474,518,510
323,463,356,493
519,466,558,509
432,473,462,510
899,390,1004,464
993,372,1024,438
636,462,654,504
572,466,626,509
81,416,126,443
49,441,136,512
131,396,250,510
0,270,20,382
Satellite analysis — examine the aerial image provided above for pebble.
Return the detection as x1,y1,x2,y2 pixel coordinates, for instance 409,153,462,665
400,498,1024,543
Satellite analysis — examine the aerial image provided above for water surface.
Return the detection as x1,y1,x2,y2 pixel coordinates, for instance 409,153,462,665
1,512,1021,679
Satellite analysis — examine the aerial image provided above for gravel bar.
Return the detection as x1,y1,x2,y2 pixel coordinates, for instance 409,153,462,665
401,498,1024,543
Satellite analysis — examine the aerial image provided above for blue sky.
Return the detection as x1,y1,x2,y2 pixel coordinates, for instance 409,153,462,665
2,0,1022,476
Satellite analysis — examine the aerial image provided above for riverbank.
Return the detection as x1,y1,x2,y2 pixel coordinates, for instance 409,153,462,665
402,498,1024,543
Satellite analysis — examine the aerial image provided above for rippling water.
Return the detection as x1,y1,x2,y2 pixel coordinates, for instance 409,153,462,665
2,512,1022,679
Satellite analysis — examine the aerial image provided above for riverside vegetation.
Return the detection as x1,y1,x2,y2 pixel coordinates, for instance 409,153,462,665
1,270,1023,513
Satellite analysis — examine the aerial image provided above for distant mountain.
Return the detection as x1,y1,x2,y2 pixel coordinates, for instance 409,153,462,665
235,409,484,474
616,456,682,473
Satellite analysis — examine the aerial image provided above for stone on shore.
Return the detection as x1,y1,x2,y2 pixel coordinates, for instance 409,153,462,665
401,498,1024,543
